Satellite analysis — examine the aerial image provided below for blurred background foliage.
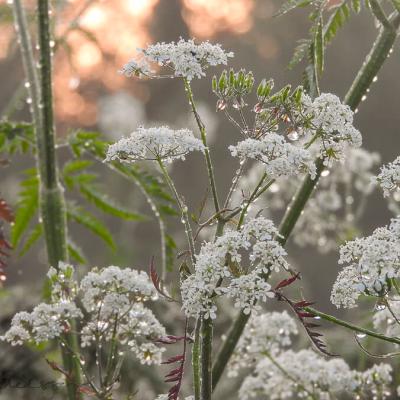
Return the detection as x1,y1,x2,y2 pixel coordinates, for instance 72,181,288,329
0,0,400,398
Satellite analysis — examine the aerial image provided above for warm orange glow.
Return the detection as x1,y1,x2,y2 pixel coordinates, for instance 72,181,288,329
181,0,255,38
1,0,256,129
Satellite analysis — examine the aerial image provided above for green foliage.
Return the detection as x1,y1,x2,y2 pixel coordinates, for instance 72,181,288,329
19,223,43,256
275,0,312,17
0,120,35,155
11,169,39,248
67,205,116,250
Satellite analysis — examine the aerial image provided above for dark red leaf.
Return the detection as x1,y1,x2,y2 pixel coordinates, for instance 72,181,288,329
0,198,14,223
150,257,176,302
161,354,184,364
274,272,301,291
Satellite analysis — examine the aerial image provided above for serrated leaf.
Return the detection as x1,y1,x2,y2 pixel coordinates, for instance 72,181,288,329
0,120,35,155
11,170,39,247
67,206,115,250
78,184,146,221
19,223,43,256
351,0,361,12
288,39,311,69
275,0,312,17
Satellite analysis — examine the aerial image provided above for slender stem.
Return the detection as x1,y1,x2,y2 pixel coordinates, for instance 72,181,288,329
237,172,268,229
200,316,213,400
192,318,201,400
211,16,400,391
305,307,400,346
184,79,220,214
157,159,196,265
13,1,82,398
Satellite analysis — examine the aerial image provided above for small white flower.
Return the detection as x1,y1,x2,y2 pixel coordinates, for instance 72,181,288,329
105,126,205,164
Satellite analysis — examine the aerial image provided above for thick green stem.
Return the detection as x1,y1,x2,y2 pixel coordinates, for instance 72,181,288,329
184,79,220,213
200,316,213,400
13,1,82,398
212,310,250,390
211,15,400,391
192,318,201,400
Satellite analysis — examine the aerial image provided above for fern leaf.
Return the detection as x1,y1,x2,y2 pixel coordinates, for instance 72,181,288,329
67,206,115,250
19,223,43,256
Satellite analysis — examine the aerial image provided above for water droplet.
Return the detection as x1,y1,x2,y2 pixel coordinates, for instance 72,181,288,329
361,95,367,102
216,99,227,111
314,316,321,320
372,76,378,83
375,302,386,311
321,170,330,177
287,130,299,141
49,40,55,48
356,332,366,339
24,81,31,88
26,97,32,104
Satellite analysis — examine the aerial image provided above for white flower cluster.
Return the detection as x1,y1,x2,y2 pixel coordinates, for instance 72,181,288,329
79,266,165,365
303,93,362,164
331,217,400,308
2,263,166,366
180,217,289,319
231,147,380,253
240,349,392,400
155,396,194,400
105,126,205,164
373,156,400,197
227,311,298,377
1,302,82,345
229,133,316,179
120,39,234,80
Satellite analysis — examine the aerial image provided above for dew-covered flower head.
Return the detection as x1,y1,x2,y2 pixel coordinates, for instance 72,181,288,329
180,216,289,320
120,38,234,80
229,133,316,179
105,126,205,164
331,217,400,308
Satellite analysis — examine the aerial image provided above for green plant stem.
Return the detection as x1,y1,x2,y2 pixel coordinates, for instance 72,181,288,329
184,79,220,214
211,15,400,391
12,1,82,398
192,318,201,400
200,316,213,400
157,159,196,265
304,307,400,346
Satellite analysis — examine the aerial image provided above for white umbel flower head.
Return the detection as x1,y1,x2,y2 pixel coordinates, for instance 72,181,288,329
120,38,234,80
331,217,400,308
373,155,400,197
105,126,205,164
180,216,289,320
228,311,298,377
229,133,316,179
239,349,393,400
302,93,362,164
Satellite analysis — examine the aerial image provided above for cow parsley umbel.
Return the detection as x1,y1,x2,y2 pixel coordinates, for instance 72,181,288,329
373,156,400,197
180,216,289,319
119,39,234,80
331,217,400,308
105,126,205,164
